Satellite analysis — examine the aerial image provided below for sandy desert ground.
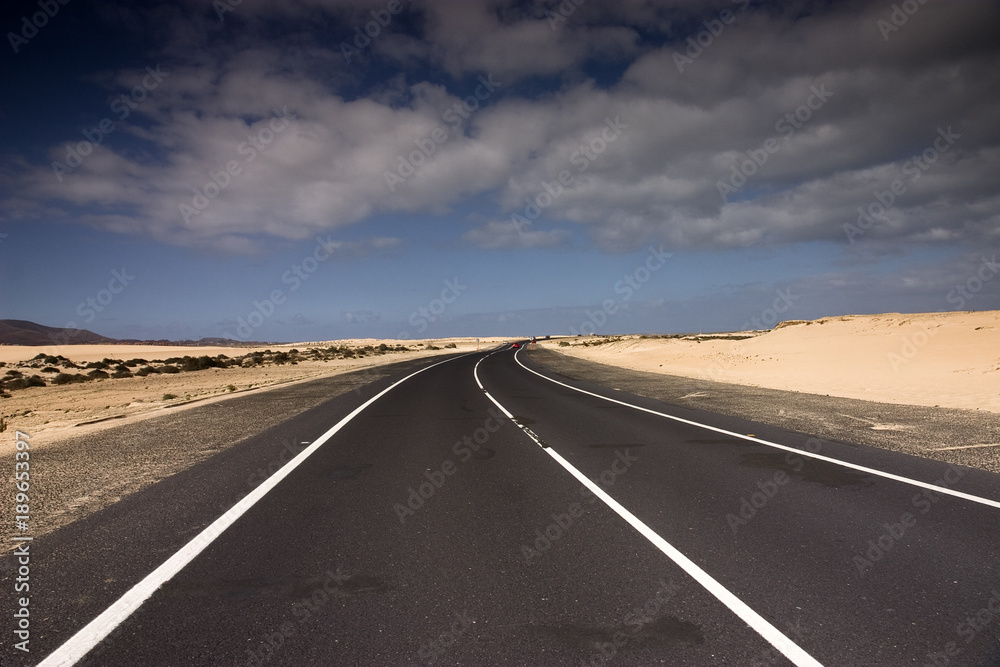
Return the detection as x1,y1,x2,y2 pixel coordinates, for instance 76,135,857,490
541,310,1000,413
0,337,502,452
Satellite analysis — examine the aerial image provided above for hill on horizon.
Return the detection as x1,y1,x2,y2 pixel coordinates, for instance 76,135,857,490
0,320,269,347
0,320,116,346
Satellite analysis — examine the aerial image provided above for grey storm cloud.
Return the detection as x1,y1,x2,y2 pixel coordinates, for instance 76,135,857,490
2,0,998,257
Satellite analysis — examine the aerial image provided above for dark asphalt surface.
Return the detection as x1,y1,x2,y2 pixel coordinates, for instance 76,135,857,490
3,345,1000,665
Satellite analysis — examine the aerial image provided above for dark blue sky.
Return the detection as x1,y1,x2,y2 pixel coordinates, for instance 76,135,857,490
2,0,998,342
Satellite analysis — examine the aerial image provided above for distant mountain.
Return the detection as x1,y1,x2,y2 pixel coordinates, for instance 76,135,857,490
0,320,117,345
0,320,271,347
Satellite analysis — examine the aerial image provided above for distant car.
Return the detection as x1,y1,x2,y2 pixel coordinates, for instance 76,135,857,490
511,342,520,348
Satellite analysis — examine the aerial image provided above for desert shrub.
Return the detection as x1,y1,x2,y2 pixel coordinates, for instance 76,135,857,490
44,355,60,365
272,352,290,364
53,373,89,385
111,369,132,379
227,384,236,392
25,375,45,387
558,341,570,346
159,365,180,374
444,343,457,348
41,366,59,373
87,369,109,379
162,393,178,400
179,355,221,371
5,370,23,378
426,345,440,350
125,358,147,367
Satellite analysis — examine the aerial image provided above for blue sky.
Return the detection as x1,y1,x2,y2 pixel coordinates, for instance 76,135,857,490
1,0,998,342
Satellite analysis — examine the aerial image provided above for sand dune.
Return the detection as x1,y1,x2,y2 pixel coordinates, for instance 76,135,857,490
541,311,1000,413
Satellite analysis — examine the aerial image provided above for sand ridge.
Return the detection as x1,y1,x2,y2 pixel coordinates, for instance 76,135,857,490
541,311,1000,413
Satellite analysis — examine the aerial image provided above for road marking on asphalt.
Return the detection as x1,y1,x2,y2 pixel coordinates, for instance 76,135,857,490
474,349,823,667
513,349,1000,510
38,351,482,667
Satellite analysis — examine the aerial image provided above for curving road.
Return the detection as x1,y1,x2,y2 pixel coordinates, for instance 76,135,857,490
9,344,1000,665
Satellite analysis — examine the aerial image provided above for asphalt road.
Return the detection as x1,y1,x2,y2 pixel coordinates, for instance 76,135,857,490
5,344,1000,665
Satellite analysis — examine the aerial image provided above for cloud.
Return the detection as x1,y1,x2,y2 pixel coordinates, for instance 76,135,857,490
462,220,571,249
2,0,998,260
342,310,380,324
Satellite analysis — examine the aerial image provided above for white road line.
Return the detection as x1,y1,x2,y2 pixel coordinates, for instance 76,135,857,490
38,352,479,667
514,348,1000,510
474,350,824,667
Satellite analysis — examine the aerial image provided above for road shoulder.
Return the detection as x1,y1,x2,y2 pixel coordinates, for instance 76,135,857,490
526,346,1000,474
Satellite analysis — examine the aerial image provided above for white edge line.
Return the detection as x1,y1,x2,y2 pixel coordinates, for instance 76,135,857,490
38,351,481,667
477,348,823,667
514,348,1000,510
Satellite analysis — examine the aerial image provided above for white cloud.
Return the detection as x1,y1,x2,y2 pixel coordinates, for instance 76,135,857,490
3,0,999,260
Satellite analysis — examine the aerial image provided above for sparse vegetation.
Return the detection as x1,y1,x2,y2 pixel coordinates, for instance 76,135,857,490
162,393,178,400
53,373,89,385
0,342,428,394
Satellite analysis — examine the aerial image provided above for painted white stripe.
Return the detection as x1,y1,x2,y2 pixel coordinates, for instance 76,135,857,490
38,352,478,667
475,350,823,667
513,348,1000,510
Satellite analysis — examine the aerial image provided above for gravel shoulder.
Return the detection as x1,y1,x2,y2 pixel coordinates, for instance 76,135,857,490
526,346,1000,474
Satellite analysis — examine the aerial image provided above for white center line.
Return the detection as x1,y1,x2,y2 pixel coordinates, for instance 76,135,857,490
513,348,1000,510
474,349,824,667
